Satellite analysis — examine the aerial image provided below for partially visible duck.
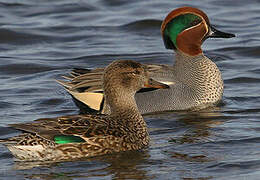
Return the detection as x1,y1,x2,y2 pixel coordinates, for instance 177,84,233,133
58,6,235,115
0,60,169,161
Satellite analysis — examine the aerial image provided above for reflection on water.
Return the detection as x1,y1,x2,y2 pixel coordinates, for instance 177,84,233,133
170,152,212,163
92,151,151,180
148,107,224,144
173,109,224,143
14,151,152,180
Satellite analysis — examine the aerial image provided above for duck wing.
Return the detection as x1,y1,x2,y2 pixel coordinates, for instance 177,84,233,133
145,64,176,85
57,64,176,94
9,114,113,143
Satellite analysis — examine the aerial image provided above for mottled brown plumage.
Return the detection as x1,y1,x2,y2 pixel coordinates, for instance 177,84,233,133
1,60,169,161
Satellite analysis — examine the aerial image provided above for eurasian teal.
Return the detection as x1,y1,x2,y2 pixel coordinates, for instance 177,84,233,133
58,6,235,115
0,60,169,161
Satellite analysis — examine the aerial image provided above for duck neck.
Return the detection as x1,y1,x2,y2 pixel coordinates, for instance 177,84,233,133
173,50,223,96
104,88,149,147
174,50,204,64
104,88,142,120
173,50,206,79
176,36,203,56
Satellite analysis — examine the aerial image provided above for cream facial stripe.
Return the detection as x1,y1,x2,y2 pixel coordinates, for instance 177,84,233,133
193,13,209,34
180,13,209,37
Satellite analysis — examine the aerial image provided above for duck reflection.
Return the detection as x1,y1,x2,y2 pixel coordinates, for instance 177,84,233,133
13,150,151,180
88,150,152,180
146,107,225,163
172,107,224,144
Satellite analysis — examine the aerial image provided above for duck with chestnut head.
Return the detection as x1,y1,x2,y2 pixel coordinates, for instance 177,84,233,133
58,7,235,114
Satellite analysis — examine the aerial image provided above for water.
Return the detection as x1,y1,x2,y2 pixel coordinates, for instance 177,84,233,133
0,0,259,179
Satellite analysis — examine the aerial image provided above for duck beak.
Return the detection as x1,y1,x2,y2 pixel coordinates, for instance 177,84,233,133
207,25,235,39
144,78,170,89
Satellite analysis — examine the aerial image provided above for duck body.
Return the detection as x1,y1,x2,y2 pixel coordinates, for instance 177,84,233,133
67,52,223,114
58,6,234,115
1,60,168,161
135,52,223,114
5,114,148,161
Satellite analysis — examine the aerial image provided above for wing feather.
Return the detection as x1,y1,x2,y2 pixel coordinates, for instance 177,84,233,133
8,115,112,142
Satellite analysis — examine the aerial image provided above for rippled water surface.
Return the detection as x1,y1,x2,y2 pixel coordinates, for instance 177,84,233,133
0,0,260,179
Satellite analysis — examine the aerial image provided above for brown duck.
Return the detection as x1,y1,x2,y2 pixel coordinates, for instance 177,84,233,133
0,60,169,161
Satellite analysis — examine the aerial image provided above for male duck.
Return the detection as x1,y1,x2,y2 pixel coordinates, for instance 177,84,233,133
58,7,235,115
0,60,168,161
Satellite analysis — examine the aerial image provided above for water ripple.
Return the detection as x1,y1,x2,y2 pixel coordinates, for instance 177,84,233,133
0,0,259,179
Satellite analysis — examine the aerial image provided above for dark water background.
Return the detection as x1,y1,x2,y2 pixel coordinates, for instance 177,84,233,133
0,0,259,179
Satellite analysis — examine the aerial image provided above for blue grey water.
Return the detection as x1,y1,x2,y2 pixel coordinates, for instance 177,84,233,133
0,0,259,179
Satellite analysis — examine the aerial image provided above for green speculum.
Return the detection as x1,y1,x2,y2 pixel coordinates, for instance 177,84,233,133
54,135,85,144
163,14,202,49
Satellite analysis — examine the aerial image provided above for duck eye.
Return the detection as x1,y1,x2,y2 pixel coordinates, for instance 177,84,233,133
190,19,202,26
121,72,136,76
131,70,140,75
134,70,141,74
122,70,141,76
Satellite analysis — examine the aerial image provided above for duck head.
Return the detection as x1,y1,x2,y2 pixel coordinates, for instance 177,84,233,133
103,60,169,113
161,7,235,56
103,60,169,95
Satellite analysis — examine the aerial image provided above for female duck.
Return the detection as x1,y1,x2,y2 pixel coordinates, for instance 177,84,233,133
1,60,168,161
